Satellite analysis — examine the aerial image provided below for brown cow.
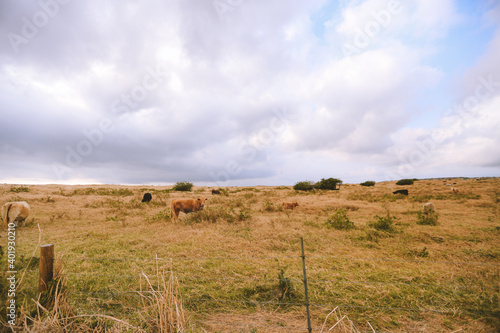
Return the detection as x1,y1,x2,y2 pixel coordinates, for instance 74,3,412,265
282,202,299,210
211,189,221,195
170,198,207,221
451,187,459,194
2,201,30,229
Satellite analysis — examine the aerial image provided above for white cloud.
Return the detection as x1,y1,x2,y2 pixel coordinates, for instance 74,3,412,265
0,0,498,185
284,43,442,154
410,0,461,38
437,95,500,167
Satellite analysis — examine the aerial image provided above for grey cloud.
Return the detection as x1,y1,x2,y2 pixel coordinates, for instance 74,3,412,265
0,0,498,185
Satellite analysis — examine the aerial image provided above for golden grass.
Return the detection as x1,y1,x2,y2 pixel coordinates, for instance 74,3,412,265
139,261,187,332
1,178,499,332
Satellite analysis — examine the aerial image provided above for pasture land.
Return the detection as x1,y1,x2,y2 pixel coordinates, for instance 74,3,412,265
1,178,499,332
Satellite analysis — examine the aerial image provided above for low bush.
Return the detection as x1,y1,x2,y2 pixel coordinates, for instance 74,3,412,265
324,208,354,230
277,268,297,302
396,179,415,186
368,213,398,231
294,178,344,191
293,181,315,191
417,211,439,226
173,181,193,191
360,181,375,187
315,178,342,190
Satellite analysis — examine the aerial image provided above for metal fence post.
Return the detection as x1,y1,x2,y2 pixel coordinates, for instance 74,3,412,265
300,237,312,333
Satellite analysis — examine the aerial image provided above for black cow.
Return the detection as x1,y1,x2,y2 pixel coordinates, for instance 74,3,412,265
211,189,221,194
141,193,152,202
393,189,408,196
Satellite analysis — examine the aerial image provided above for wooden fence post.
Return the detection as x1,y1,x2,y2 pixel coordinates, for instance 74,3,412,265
39,244,54,293
300,237,312,333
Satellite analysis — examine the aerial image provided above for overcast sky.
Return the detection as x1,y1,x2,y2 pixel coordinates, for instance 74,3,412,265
1,0,499,186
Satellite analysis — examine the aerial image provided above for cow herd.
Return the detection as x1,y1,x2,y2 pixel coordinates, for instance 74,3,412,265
1,186,461,229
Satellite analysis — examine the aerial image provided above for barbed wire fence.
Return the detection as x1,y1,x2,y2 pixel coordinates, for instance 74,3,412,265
25,239,500,332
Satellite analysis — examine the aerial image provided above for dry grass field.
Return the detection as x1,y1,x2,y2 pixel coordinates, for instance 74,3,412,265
1,177,499,332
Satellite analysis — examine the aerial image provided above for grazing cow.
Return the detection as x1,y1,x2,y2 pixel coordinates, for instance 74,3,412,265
451,187,459,194
211,189,221,195
141,193,152,202
2,201,30,229
423,202,435,215
282,202,299,210
170,198,207,221
393,189,409,196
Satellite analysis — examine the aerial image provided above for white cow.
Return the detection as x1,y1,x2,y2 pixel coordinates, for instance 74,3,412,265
2,201,30,229
422,202,435,215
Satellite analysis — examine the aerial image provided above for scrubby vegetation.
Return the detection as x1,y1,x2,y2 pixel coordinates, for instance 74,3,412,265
293,180,315,191
9,186,30,193
71,187,134,196
294,177,343,191
396,178,415,185
1,178,498,332
417,211,439,225
172,181,193,191
324,208,354,230
314,177,342,190
368,212,398,231
360,181,376,187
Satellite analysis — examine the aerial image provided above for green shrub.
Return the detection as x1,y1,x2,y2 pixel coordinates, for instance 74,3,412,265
293,181,315,191
360,181,376,187
368,213,398,231
10,186,30,193
396,179,414,185
417,211,439,226
324,209,354,230
315,178,342,190
277,268,297,302
173,181,193,191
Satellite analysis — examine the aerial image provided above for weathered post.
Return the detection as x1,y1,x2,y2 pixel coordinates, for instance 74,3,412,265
39,244,54,293
300,237,312,333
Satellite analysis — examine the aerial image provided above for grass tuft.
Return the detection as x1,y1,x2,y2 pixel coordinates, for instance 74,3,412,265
139,262,187,332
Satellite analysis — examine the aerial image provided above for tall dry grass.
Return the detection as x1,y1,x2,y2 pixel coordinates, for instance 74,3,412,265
1,179,498,332
139,261,187,332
